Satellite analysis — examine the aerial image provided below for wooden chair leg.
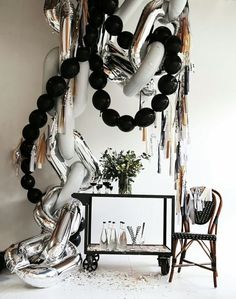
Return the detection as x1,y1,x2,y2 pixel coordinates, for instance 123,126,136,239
169,239,178,283
211,240,217,288
178,239,187,273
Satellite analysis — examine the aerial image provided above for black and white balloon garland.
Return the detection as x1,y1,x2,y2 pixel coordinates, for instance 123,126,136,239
19,0,183,202
19,58,81,204
87,0,183,132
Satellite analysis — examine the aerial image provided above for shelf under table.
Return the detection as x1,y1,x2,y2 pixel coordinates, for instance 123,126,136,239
86,244,171,255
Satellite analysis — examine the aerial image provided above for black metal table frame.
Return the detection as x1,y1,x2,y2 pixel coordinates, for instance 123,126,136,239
72,193,175,274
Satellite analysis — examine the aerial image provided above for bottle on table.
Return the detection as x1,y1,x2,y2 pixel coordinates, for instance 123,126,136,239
118,221,127,251
108,221,117,251
99,221,108,249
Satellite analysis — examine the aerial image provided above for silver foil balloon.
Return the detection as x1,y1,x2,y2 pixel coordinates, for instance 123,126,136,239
5,199,83,288
44,0,61,33
129,0,164,70
6,241,81,288
33,185,62,231
74,130,101,190
59,0,75,62
47,116,69,184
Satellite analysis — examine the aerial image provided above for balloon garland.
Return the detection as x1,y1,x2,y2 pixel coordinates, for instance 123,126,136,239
86,0,183,132
19,59,81,204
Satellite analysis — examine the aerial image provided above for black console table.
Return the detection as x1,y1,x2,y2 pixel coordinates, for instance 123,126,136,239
72,193,175,275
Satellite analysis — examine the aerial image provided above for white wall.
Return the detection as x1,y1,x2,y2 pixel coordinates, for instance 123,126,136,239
0,0,235,270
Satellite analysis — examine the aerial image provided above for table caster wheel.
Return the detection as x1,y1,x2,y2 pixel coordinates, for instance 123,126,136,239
94,254,100,262
83,254,98,272
158,257,170,275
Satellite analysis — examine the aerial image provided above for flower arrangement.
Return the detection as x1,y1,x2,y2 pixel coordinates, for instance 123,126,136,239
100,148,149,194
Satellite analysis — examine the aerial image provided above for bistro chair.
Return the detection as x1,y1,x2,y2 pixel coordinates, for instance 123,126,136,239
169,187,223,287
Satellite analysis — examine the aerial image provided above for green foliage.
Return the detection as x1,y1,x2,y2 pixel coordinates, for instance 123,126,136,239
100,148,150,182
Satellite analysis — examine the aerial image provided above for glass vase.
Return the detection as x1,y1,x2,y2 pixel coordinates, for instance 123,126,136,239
118,175,132,194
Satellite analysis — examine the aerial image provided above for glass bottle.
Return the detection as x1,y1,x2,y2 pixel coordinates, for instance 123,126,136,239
118,221,127,251
108,221,117,251
107,221,112,242
99,221,108,250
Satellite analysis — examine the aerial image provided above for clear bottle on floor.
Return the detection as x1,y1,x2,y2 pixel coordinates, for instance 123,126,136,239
108,221,117,251
118,221,127,251
99,221,108,249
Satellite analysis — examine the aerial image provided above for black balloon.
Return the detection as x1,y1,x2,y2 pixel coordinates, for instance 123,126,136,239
104,15,123,36
27,188,43,204
21,158,32,174
76,47,90,62
0,251,6,272
134,108,155,127
158,74,178,95
163,55,182,74
22,124,40,141
61,58,80,79
151,94,169,112
21,174,35,190
117,115,135,132
150,26,172,44
117,31,133,49
70,233,81,247
37,94,54,112
89,54,103,71
165,36,182,53
84,25,99,47
92,90,111,111
46,76,67,97
20,140,33,158
102,109,120,127
29,110,47,128
89,71,107,89
78,217,86,232
100,0,118,15
89,7,104,27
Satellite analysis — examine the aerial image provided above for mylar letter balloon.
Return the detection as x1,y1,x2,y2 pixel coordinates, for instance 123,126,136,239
151,94,169,112
134,108,155,127
89,71,107,89
102,109,120,127
163,55,182,74
117,115,135,132
158,75,178,95
92,90,111,111
46,76,67,97
61,58,80,79
104,15,123,36
27,188,43,204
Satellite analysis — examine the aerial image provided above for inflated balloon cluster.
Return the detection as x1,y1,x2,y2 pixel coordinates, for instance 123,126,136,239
86,0,184,132
19,57,82,203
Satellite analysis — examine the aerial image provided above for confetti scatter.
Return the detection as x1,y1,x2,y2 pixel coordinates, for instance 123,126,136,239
64,267,162,291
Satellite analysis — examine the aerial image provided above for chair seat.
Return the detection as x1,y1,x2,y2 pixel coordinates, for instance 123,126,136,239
173,232,216,241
